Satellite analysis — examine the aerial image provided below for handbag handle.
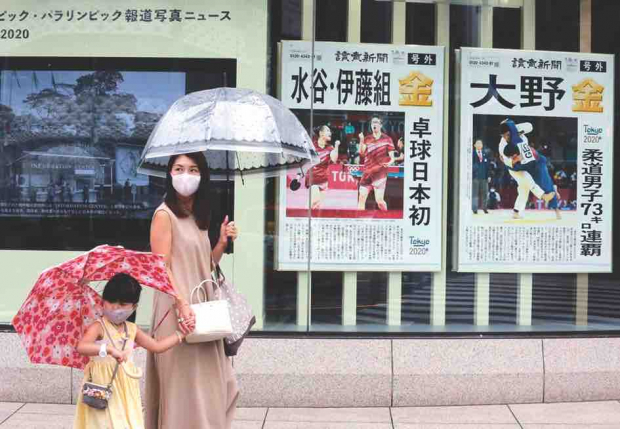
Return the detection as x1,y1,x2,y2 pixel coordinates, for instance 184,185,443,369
189,279,218,305
153,276,221,336
120,362,143,380
210,256,226,282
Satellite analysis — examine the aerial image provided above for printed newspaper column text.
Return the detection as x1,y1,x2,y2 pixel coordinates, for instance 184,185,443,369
580,148,604,257
408,117,432,256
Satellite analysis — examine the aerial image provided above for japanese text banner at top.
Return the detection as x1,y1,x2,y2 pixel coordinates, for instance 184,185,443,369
283,42,441,110
462,48,612,117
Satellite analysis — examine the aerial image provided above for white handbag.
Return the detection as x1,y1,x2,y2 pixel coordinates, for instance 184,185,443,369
184,279,233,344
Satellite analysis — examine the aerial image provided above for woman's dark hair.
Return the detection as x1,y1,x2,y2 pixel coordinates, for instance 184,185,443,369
102,273,142,305
165,152,211,230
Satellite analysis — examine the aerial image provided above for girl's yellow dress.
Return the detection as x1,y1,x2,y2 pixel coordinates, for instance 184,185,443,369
74,318,144,429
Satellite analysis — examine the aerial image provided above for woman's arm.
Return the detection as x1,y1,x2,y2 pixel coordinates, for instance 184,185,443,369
134,326,183,354
386,150,397,166
150,210,195,335
150,211,178,296
330,141,340,163
358,133,367,155
76,323,125,363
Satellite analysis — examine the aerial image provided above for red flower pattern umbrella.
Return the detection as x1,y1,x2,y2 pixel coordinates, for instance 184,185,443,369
12,245,176,369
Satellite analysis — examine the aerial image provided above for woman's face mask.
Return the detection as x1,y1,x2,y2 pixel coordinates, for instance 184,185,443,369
171,173,201,197
103,306,135,325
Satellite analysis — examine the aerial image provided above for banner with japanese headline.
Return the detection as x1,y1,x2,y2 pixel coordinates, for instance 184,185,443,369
0,0,265,225
276,41,445,271
456,47,614,273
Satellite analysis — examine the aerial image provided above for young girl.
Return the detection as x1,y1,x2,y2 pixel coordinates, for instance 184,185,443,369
74,273,185,429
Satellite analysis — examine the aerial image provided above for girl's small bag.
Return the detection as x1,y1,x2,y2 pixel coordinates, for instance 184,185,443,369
184,279,233,344
81,323,127,410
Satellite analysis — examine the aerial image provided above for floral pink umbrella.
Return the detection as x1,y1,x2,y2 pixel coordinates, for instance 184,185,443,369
12,245,176,369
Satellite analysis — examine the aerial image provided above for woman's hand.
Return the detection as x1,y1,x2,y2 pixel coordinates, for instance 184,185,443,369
176,300,196,335
218,215,239,245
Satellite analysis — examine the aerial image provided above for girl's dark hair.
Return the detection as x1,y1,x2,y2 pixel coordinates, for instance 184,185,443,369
164,152,211,230
102,273,142,305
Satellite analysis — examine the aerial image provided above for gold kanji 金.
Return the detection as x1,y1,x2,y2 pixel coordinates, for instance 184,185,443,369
399,71,433,107
572,78,604,113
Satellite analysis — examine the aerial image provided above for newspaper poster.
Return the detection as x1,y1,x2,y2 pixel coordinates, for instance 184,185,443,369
276,41,445,271
457,47,614,273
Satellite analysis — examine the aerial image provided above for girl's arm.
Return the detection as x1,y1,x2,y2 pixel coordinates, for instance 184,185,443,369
134,326,184,354
76,323,126,363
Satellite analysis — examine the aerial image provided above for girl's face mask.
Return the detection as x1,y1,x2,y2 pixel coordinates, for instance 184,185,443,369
103,306,135,325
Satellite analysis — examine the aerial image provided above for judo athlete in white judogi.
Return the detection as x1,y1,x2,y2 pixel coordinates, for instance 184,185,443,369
498,119,555,219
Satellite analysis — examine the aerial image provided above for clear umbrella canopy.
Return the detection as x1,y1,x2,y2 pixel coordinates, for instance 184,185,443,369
137,87,318,179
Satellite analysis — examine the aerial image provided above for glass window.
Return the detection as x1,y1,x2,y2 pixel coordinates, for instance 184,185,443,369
406,3,436,46
361,0,393,44
535,0,580,52
2,0,620,339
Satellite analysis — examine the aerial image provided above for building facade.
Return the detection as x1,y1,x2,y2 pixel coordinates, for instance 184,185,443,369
1,0,620,406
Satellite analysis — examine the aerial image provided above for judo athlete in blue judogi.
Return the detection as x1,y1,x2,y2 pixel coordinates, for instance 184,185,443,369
501,119,561,220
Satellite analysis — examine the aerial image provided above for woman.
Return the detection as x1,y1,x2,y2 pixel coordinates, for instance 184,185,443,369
305,125,339,210
146,152,239,429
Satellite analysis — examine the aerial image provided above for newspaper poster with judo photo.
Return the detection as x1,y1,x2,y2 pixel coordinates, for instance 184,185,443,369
276,41,445,271
456,47,614,273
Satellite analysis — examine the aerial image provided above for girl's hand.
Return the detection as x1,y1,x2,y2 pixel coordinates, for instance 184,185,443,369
218,215,239,244
110,348,128,363
176,301,196,335
119,349,132,363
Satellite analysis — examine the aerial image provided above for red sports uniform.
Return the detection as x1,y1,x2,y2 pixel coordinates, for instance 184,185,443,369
359,133,394,190
305,139,333,190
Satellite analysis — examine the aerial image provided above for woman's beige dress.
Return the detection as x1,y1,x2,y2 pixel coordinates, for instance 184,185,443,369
145,203,238,429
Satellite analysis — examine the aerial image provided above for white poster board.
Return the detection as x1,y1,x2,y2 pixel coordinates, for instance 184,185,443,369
457,47,614,273
277,41,445,271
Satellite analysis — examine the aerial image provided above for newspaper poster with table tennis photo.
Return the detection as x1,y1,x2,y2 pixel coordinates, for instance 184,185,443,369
456,47,614,273
276,41,445,271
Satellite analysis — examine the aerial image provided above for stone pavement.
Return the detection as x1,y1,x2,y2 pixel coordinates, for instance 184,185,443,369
3,400,620,428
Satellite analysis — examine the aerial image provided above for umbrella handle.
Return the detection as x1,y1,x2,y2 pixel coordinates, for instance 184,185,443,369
120,362,143,380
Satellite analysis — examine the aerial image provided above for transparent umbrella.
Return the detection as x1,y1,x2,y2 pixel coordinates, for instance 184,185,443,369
137,87,318,179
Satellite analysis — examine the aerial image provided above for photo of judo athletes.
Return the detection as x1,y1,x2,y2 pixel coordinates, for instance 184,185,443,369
469,114,578,226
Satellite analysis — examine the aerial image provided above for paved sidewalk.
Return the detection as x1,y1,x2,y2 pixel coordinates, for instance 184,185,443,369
3,400,620,428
